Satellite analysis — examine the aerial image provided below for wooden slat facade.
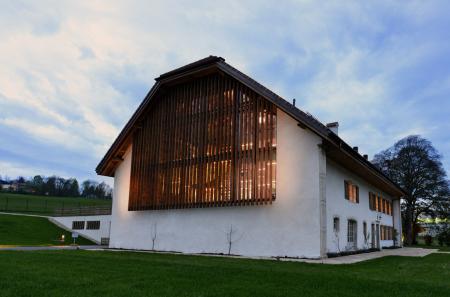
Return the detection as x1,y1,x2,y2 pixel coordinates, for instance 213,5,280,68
128,73,277,210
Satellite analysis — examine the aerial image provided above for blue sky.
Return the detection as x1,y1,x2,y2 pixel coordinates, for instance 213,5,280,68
1,1,449,186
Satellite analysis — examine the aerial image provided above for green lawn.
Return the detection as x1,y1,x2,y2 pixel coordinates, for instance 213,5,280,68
411,244,450,252
0,192,111,216
0,251,448,297
414,236,450,252
0,214,95,246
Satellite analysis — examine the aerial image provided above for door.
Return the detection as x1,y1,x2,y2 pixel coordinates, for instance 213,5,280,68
347,220,357,250
376,224,380,249
371,224,375,248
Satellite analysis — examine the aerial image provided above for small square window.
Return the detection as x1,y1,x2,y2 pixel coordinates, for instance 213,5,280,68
86,221,101,230
333,217,340,232
72,221,85,230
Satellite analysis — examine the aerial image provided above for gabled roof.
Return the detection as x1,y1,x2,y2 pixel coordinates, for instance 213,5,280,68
96,56,405,197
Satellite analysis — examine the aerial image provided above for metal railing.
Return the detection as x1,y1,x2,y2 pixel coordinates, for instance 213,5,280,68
54,205,112,216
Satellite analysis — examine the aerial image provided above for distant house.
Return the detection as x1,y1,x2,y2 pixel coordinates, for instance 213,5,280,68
0,180,12,191
97,56,404,258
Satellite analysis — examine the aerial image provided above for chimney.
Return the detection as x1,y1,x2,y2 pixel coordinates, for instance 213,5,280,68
353,146,359,153
293,98,296,107
363,154,368,160
326,122,339,135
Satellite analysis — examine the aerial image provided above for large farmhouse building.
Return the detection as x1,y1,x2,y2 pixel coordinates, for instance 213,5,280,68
97,56,404,258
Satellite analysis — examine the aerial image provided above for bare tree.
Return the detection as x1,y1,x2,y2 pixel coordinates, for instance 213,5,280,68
226,224,244,255
333,230,341,253
150,222,157,251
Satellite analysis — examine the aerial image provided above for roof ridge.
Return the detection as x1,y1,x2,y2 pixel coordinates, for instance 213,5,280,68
156,55,224,81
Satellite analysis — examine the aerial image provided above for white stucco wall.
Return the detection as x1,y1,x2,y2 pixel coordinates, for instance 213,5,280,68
109,109,324,258
50,215,111,244
326,159,398,253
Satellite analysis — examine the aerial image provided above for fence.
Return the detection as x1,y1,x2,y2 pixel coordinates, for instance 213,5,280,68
54,205,112,216
0,196,112,217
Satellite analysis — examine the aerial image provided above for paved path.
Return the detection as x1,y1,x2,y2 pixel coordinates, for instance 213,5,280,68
0,246,442,264
0,245,101,251
0,211,49,218
103,247,439,265
297,247,438,264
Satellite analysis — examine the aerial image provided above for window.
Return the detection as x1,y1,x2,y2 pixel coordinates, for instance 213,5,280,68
369,192,376,210
72,221,85,230
363,222,367,240
333,217,340,232
344,181,359,203
86,221,100,230
380,225,394,240
369,193,393,216
347,220,357,248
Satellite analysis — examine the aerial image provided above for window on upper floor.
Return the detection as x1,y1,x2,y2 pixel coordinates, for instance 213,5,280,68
369,192,393,216
344,180,359,203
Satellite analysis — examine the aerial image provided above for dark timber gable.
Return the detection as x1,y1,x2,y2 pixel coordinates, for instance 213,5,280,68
129,73,277,210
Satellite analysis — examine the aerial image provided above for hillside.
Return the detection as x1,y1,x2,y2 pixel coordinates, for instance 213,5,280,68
0,214,95,246
0,192,112,216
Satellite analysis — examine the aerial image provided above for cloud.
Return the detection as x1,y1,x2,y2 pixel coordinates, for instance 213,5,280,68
0,0,449,184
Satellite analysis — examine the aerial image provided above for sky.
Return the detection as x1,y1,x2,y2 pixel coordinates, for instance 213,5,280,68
1,0,450,186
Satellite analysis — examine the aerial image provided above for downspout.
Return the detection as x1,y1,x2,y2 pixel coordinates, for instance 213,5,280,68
318,144,327,258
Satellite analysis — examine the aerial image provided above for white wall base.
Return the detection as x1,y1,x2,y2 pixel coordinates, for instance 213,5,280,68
50,215,111,244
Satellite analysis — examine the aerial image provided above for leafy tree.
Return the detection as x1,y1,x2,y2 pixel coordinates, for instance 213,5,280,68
373,135,450,245
62,178,80,197
70,179,80,197
81,180,112,199
31,175,44,194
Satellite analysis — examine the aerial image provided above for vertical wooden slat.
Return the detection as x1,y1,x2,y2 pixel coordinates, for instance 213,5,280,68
129,73,277,210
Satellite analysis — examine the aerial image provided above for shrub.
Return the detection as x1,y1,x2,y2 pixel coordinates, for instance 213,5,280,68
424,235,433,246
437,228,450,246
326,248,379,258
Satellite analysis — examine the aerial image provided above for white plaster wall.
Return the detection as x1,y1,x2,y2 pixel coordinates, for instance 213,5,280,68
50,215,111,244
393,199,403,246
109,109,324,258
326,159,397,253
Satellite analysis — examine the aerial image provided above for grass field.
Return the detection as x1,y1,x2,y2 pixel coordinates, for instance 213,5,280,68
413,236,450,251
411,244,450,252
0,251,448,297
0,214,95,246
0,192,111,216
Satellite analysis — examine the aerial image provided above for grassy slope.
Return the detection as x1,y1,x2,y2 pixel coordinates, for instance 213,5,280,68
0,192,111,216
0,251,449,297
0,214,95,246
